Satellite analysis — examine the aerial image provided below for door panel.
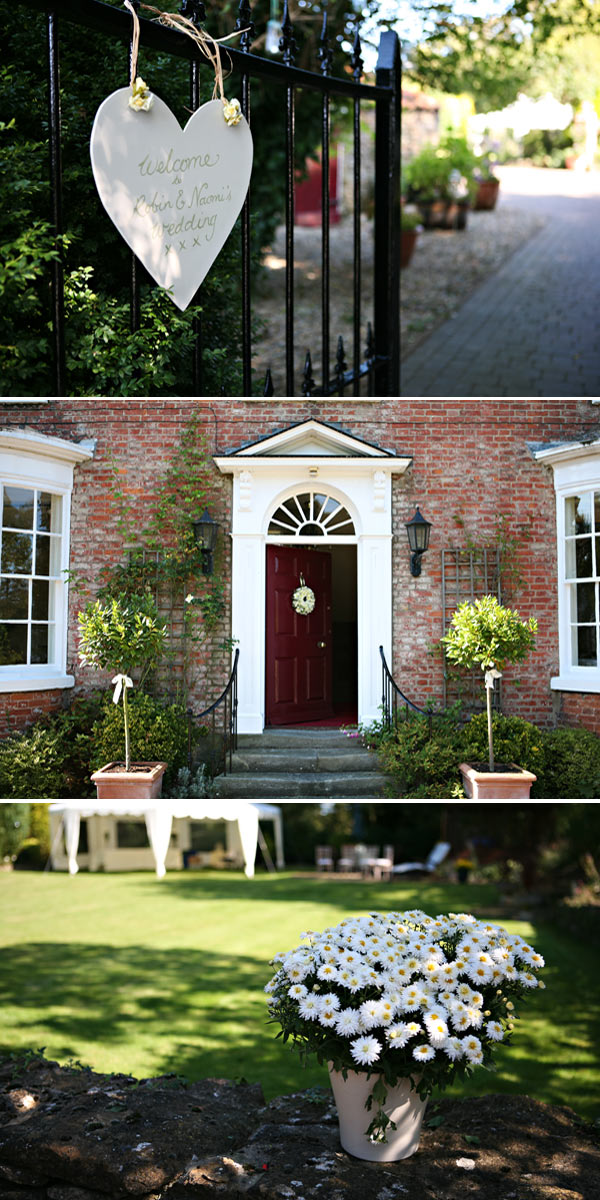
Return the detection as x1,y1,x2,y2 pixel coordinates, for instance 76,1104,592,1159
266,545,333,725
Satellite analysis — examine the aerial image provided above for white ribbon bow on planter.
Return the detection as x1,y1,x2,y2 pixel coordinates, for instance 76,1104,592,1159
112,674,133,704
484,668,502,690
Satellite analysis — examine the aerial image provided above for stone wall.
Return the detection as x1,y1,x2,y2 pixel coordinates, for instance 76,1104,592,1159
0,1058,597,1200
401,89,440,162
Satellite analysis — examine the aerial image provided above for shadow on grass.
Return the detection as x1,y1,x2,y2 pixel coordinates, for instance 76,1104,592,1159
0,939,327,1098
1,920,599,1116
132,871,502,916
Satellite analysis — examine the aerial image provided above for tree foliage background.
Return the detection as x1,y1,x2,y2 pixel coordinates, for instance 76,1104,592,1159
401,0,600,112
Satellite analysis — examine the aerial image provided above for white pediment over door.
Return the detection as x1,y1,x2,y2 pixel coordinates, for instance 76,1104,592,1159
213,417,410,472
216,419,408,463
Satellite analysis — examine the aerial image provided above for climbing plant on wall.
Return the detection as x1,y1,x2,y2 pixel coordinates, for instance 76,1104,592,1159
71,412,232,707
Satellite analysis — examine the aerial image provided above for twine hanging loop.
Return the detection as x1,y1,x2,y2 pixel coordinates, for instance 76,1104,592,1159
123,2,249,124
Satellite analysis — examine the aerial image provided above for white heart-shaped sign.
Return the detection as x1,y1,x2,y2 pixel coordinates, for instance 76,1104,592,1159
90,91,253,310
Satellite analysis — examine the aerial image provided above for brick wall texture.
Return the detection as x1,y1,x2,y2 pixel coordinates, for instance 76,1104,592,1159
2,396,599,737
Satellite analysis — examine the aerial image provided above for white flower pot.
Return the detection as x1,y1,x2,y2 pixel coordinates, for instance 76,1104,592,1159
328,1066,427,1162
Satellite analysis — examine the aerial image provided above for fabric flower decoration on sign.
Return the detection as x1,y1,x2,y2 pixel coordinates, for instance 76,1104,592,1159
223,98,242,126
292,575,316,616
128,77,154,112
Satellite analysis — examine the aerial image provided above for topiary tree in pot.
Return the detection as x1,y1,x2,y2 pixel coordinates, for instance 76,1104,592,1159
442,595,538,799
78,593,168,798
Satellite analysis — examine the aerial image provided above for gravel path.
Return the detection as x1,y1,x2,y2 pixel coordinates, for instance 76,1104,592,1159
253,199,544,394
401,203,545,360
253,215,374,396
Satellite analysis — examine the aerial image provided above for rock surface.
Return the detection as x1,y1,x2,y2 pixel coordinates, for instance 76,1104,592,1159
0,1057,597,1199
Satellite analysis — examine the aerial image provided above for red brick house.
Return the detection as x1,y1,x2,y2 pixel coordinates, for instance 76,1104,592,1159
1,396,599,742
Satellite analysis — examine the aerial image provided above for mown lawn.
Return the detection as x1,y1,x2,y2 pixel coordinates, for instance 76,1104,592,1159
0,871,598,1120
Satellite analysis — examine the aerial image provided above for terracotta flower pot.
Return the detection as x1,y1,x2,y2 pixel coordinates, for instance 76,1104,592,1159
419,200,468,230
401,229,418,268
90,761,168,800
328,1066,427,1162
459,762,536,800
474,178,500,210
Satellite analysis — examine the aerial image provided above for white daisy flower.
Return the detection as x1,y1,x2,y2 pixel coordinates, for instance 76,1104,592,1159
462,1035,483,1063
288,983,308,1000
350,1036,382,1066
320,992,340,1010
317,963,337,982
298,996,319,1020
485,1021,504,1041
413,1043,435,1062
344,973,367,994
519,971,539,988
386,1021,417,1047
318,1005,338,1028
425,1016,449,1047
467,961,493,986
452,1010,471,1032
466,1006,483,1029
443,1036,464,1061
335,1008,361,1037
359,999,385,1029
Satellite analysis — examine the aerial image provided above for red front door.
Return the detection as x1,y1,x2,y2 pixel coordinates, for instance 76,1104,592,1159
266,545,333,725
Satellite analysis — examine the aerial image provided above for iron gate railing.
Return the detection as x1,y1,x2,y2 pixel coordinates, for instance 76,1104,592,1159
380,645,434,735
26,0,400,397
187,646,239,775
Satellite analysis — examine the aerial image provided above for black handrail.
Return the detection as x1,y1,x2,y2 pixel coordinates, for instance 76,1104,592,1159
379,645,433,735
187,648,239,776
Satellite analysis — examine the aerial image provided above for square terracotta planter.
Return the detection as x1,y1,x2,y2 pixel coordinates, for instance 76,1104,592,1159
90,761,168,800
459,762,536,800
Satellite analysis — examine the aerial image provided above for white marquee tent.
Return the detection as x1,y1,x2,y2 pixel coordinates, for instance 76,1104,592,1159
48,801,284,878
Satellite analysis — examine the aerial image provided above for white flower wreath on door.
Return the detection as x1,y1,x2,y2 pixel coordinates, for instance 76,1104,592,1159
292,576,316,615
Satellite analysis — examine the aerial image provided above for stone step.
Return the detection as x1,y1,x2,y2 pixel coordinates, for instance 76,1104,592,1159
212,771,389,799
237,728,359,750
230,748,376,773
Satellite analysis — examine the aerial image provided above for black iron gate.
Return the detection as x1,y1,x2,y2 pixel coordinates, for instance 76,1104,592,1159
25,0,399,397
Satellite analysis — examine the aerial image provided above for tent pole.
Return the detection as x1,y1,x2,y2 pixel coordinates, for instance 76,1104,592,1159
257,823,276,873
46,813,65,872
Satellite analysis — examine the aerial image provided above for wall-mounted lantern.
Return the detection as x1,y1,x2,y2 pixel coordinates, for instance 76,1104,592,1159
405,506,432,577
192,508,219,576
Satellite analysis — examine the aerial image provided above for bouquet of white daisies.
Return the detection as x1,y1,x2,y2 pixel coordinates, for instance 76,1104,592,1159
265,909,545,1140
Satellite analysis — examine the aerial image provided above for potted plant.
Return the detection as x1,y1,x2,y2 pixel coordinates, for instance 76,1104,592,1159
78,593,169,799
473,158,501,210
265,909,545,1162
401,207,421,268
455,855,475,883
442,595,538,799
403,136,476,231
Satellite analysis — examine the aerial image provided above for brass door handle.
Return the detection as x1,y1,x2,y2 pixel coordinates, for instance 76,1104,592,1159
317,641,326,648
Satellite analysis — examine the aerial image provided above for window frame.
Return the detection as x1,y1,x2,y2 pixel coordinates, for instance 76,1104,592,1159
541,441,600,695
0,430,93,693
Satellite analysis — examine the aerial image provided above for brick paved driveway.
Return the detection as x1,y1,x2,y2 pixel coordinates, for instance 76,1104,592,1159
400,165,600,397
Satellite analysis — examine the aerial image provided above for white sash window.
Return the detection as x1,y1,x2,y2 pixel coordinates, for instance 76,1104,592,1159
0,430,93,693
534,439,600,694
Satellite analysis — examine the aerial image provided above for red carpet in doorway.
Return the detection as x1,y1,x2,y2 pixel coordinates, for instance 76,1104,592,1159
288,708,358,728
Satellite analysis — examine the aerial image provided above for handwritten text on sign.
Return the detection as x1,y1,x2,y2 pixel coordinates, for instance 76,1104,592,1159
90,92,253,310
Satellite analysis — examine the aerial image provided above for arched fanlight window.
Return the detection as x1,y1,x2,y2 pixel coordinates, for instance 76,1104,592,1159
268,491,355,537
